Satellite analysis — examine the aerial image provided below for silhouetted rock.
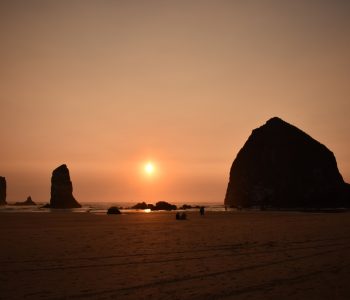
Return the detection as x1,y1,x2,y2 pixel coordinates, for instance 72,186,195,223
132,201,177,210
179,204,193,210
224,117,350,209
49,164,81,208
0,177,6,205
132,202,148,209
107,206,121,214
131,202,158,210
15,196,36,206
147,204,155,210
153,201,177,211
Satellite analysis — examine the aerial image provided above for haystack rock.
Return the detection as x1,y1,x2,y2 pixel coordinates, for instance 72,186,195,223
0,176,6,205
224,117,350,209
49,164,81,208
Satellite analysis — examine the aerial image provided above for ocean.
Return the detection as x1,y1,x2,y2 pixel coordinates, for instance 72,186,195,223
0,201,226,214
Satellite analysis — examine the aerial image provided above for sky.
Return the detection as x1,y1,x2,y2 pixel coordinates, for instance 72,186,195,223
1,0,350,204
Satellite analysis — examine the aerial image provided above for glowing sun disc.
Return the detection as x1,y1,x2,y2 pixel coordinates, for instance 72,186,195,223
144,162,154,174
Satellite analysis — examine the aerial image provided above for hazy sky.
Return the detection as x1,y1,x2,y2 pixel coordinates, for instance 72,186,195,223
1,0,350,203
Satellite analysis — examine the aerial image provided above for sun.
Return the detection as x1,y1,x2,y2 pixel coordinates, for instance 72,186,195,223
144,162,155,175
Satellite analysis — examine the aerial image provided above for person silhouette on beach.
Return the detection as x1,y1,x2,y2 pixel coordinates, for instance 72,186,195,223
176,212,187,220
200,206,205,216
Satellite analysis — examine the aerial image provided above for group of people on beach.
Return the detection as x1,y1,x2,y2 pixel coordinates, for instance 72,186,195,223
176,206,205,220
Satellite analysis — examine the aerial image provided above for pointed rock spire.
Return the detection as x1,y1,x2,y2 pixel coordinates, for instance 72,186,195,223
49,164,81,208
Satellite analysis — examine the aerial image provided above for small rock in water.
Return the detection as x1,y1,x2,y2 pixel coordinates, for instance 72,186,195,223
179,204,192,210
14,196,36,206
153,201,177,211
107,206,121,214
132,202,148,209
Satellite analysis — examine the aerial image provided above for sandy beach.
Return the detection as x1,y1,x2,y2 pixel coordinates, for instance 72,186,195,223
1,211,350,299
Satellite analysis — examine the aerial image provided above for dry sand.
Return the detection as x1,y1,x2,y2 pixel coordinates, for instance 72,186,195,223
1,210,350,299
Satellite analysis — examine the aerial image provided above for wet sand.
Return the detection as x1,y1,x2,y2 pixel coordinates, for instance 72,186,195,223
1,211,350,299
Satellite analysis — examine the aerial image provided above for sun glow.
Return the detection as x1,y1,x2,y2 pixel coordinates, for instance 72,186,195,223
144,162,155,175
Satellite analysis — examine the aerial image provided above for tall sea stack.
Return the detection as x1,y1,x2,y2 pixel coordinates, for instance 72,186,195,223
224,117,350,208
0,177,6,205
50,164,81,208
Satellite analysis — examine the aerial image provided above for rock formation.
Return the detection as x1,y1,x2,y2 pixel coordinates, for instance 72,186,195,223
0,177,6,205
15,196,36,206
153,201,177,211
131,201,177,210
49,164,81,208
132,202,149,209
107,206,121,214
224,117,350,209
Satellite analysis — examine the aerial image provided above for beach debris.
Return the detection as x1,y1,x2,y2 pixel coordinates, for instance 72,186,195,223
14,196,36,206
48,164,81,208
0,176,6,205
107,206,121,214
224,117,350,209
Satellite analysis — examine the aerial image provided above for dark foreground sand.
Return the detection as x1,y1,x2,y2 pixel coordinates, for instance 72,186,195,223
1,211,350,300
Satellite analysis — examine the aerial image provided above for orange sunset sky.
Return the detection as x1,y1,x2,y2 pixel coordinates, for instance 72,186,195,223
1,0,350,203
